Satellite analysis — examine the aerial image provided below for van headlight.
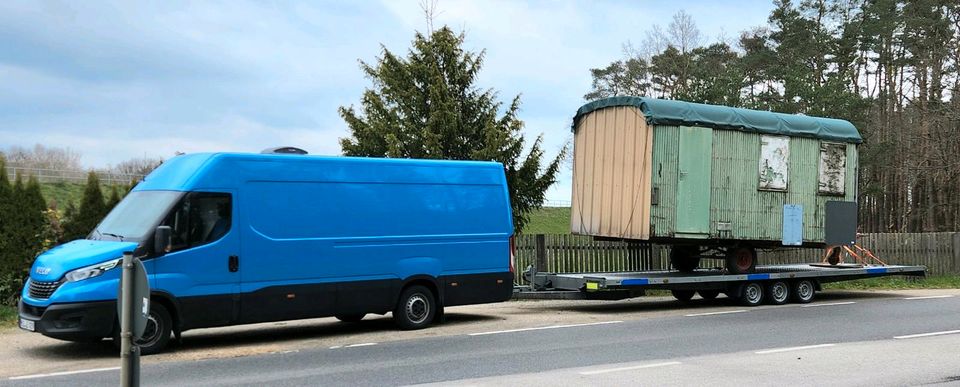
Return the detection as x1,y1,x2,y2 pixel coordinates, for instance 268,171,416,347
64,258,122,282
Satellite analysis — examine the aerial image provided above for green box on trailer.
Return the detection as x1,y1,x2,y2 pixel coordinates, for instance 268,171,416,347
569,97,861,273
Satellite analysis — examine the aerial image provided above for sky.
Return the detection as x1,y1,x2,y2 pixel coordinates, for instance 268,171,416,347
0,0,775,201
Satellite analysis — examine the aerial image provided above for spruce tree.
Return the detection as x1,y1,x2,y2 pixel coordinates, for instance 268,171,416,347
339,27,566,232
22,177,47,258
106,186,121,210
0,157,12,278
62,172,106,241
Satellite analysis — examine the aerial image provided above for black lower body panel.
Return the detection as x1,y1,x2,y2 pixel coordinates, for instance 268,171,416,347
19,299,116,341
440,271,514,307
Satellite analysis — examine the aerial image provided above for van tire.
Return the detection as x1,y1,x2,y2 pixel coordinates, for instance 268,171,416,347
335,314,365,323
114,303,172,355
393,285,436,330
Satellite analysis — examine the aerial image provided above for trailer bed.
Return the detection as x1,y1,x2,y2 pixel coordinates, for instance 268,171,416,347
524,264,927,304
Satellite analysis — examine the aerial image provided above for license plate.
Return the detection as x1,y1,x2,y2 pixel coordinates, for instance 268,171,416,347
19,318,35,332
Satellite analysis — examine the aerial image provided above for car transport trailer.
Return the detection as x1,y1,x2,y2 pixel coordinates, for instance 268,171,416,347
521,264,927,306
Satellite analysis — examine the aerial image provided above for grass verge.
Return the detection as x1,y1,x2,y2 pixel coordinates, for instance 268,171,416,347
823,275,960,290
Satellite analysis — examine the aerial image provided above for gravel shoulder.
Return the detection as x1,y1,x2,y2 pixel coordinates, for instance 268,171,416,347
1,288,958,379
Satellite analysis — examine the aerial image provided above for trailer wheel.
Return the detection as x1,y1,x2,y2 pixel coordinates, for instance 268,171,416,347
335,314,366,323
739,282,764,306
765,281,790,305
393,285,436,330
670,246,700,272
792,280,816,303
671,289,696,302
697,290,720,300
726,246,757,274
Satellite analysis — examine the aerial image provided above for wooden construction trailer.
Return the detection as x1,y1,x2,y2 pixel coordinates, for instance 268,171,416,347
570,97,862,274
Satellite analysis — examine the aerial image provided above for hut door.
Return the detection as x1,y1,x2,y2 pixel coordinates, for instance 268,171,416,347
675,126,713,236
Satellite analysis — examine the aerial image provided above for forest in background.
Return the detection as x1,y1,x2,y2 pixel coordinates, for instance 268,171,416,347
585,0,960,233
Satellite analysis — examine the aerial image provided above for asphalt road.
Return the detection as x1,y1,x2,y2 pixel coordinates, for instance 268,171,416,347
5,292,960,386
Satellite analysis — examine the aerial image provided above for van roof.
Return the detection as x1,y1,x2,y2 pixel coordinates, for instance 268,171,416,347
134,153,506,192
573,96,862,144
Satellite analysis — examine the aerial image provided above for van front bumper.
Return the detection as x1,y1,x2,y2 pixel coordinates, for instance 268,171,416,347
18,299,116,341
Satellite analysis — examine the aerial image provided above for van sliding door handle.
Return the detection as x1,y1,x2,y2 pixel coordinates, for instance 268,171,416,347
228,256,239,272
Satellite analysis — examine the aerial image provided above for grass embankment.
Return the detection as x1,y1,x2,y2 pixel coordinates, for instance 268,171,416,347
523,207,571,234
38,181,125,211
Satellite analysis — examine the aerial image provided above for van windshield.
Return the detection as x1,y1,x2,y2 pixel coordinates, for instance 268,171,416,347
92,191,183,241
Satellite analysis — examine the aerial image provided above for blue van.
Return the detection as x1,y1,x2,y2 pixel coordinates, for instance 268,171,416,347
19,151,515,353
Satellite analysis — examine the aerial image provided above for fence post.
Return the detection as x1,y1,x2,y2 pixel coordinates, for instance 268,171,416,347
535,234,547,274
952,233,960,275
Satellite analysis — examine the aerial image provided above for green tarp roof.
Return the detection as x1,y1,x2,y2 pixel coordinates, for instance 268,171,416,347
573,96,862,144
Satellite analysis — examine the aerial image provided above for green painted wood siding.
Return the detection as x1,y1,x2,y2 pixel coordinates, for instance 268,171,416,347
650,126,858,243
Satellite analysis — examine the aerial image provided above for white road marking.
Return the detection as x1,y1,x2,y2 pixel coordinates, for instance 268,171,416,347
468,321,624,336
755,344,836,354
684,310,747,317
9,367,120,380
801,301,856,308
579,361,681,375
893,330,960,340
903,295,954,300
345,342,378,348
329,345,343,349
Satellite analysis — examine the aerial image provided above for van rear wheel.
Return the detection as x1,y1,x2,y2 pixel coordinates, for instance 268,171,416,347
393,285,436,330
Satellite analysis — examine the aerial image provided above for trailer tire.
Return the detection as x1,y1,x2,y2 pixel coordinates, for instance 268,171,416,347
671,289,696,302
739,282,764,306
826,247,841,265
393,285,436,330
670,246,700,273
765,281,790,305
791,280,816,304
725,246,757,274
697,290,720,300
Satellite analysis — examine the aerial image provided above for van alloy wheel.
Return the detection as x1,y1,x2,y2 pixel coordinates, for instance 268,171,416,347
405,294,430,325
394,285,436,330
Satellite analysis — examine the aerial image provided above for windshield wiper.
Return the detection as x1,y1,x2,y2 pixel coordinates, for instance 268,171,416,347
102,232,126,241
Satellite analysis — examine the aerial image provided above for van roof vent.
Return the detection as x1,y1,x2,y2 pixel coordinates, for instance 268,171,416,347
260,146,308,155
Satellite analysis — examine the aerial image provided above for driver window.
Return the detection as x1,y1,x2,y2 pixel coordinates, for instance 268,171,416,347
161,192,232,253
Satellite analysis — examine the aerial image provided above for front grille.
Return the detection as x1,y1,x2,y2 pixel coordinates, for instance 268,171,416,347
28,279,62,300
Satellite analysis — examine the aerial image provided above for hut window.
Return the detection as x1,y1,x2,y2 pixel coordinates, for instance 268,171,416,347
819,142,846,195
758,135,789,191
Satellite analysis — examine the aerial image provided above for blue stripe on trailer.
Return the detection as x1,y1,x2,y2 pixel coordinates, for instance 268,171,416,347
866,267,887,274
747,274,770,281
621,279,649,286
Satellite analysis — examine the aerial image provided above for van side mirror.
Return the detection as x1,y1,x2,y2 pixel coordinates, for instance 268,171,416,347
154,226,172,256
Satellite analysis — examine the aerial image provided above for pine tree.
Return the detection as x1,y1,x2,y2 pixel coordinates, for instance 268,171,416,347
62,172,106,241
339,27,566,232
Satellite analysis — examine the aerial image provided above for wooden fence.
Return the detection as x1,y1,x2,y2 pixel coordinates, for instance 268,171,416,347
513,233,960,284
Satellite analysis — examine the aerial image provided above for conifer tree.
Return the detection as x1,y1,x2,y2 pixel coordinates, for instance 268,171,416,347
339,27,566,232
62,172,106,241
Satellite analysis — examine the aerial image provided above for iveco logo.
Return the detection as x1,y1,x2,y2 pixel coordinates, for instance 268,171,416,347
35,267,51,275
